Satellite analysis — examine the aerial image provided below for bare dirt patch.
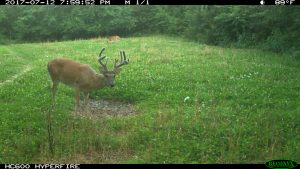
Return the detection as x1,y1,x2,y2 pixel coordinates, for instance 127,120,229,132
37,148,134,164
72,99,137,118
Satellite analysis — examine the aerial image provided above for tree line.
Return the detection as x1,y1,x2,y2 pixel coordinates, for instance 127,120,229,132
0,6,299,53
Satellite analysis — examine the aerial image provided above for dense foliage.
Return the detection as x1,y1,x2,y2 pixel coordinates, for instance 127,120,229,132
0,6,299,53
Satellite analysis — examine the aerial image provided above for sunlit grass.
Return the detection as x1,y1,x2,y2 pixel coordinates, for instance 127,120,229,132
0,36,299,163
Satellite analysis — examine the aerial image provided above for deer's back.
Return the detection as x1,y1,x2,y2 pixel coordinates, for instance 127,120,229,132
108,36,120,41
48,58,96,87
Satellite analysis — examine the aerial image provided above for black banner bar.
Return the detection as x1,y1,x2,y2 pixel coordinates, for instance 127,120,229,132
1,0,299,5
2,164,300,169
0,164,275,169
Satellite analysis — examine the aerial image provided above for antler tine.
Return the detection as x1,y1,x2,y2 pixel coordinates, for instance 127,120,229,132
115,50,129,68
98,48,108,70
99,48,105,58
123,51,129,63
98,56,106,65
120,51,123,63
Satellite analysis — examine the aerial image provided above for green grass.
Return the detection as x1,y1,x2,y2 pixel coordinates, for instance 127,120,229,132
0,36,299,163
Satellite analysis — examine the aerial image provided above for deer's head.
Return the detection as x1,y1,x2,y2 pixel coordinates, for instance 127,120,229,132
98,48,129,87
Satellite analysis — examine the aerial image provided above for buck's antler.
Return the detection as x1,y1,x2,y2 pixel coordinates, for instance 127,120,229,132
114,51,129,69
98,48,108,71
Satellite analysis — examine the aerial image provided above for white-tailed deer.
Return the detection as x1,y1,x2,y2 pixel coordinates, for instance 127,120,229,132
47,48,129,112
107,35,120,42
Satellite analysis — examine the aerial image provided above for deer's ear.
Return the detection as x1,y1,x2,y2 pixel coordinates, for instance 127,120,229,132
114,68,122,75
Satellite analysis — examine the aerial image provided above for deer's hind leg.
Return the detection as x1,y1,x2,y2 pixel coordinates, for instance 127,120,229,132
83,92,90,113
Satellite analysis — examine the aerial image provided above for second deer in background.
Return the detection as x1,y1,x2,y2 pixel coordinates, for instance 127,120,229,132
107,35,120,42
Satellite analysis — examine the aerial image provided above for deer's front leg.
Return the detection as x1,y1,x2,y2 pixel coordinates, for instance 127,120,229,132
75,87,80,112
51,81,59,110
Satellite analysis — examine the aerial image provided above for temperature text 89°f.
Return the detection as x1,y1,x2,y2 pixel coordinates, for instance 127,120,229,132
275,0,296,4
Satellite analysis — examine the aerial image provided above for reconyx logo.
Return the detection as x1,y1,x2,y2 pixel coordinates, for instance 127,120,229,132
265,160,298,169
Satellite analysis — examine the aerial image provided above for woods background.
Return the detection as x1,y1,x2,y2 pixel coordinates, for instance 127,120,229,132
0,6,299,54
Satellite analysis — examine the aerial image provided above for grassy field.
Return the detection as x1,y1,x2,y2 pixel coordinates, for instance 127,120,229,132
0,36,299,163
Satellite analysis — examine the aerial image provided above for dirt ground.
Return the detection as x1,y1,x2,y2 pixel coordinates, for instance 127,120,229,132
71,99,137,118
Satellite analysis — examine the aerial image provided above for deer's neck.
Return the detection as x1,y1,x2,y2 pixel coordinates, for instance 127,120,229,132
94,73,108,89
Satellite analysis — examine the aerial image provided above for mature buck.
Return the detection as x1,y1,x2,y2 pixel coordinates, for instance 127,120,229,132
47,48,129,112
107,35,120,42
